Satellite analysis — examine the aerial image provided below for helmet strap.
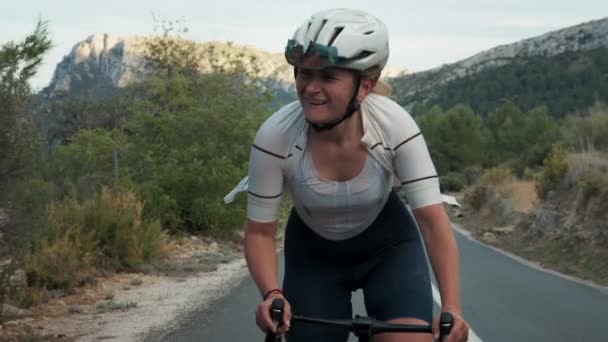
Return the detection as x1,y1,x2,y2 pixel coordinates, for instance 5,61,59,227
307,76,361,132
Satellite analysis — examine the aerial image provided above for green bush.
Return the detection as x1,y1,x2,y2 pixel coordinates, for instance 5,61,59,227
461,165,483,185
440,172,466,192
0,177,54,255
49,129,127,201
536,144,569,198
479,167,514,186
579,173,606,206
464,185,489,211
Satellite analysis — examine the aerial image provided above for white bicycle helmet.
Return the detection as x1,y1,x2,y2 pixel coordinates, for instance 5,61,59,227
285,8,389,71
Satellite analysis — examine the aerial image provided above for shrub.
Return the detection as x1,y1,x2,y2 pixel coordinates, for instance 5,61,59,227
579,173,606,206
440,172,466,192
464,185,489,211
16,287,45,308
0,177,54,255
81,187,167,269
24,187,167,289
536,144,569,198
24,224,97,290
464,167,514,211
479,167,514,186
461,165,483,186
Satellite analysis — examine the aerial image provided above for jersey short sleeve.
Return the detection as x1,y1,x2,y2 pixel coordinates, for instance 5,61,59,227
246,116,289,222
392,112,443,209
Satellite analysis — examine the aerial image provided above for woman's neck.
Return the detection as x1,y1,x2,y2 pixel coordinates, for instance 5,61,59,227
308,110,364,146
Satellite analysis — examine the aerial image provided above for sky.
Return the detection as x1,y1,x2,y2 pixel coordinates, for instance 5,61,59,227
2,0,607,90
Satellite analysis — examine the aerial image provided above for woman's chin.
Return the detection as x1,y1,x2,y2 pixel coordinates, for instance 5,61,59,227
303,110,334,124
304,115,332,126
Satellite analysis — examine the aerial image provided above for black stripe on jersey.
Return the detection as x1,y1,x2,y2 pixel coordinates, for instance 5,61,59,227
370,142,392,151
394,132,422,151
370,142,382,150
401,175,438,185
248,191,283,199
253,144,286,159
295,145,303,151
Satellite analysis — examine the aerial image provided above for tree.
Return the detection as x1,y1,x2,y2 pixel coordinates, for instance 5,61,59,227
521,105,560,168
115,25,272,237
0,20,52,198
416,104,483,174
437,104,483,172
45,91,132,145
483,100,527,165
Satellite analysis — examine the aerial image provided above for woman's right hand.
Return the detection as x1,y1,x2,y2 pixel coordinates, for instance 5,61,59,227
256,293,292,335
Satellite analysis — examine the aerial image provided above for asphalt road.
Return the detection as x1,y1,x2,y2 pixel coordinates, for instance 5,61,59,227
151,227,608,342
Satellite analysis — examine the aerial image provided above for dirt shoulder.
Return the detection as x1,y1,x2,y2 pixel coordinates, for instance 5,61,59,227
0,236,250,341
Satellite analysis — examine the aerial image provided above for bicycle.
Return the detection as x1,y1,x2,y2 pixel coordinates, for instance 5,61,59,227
265,298,454,342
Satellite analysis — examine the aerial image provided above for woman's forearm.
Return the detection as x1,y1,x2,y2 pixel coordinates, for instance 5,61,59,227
415,206,462,313
244,219,281,297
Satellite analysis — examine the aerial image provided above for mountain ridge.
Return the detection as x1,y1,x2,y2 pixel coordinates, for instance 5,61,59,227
41,33,408,98
390,16,608,109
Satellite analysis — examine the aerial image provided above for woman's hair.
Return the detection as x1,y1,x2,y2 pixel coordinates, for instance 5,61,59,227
360,65,392,97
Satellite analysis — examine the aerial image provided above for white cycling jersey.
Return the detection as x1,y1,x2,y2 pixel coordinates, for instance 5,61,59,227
227,94,443,241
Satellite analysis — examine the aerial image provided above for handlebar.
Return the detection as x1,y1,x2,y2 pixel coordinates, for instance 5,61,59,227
265,298,454,341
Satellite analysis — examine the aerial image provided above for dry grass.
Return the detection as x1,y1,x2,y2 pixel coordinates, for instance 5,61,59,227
504,181,538,213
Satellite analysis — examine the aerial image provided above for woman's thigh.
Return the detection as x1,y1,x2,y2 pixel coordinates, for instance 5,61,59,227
362,238,433,325
283,261,352,342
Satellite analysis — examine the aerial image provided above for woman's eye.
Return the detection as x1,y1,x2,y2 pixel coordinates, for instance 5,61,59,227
322,73,338,80
298,71,313,80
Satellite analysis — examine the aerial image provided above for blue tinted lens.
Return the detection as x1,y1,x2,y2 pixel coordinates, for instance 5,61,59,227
284,40,341,68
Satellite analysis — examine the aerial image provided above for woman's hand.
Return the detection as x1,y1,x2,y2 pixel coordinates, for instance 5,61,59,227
433,310,469,342
255,293,292,335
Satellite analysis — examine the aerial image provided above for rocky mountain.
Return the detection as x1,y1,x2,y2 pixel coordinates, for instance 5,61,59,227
41,33,407,100
390,16,608,110
42,33,295,98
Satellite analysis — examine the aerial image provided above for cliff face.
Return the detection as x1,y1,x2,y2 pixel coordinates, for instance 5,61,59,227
47,33,147,94
42,33,407,99
43,33,294,97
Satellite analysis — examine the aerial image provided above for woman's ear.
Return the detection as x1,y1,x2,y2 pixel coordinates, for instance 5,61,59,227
358,77,378,100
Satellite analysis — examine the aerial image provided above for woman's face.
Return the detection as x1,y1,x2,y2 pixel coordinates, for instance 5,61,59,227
296,67,358,125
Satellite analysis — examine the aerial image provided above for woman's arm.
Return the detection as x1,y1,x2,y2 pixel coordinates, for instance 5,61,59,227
245,218,282,297
413,203,461,314
246,218,292,334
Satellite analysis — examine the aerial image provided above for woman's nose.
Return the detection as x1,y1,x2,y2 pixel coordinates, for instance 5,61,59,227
301,77,323,94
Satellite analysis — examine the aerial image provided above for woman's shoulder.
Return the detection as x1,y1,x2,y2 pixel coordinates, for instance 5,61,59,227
363,94,420,141
254,101,305,155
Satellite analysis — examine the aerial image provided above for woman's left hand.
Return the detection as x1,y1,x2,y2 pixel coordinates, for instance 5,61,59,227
432,310,469,342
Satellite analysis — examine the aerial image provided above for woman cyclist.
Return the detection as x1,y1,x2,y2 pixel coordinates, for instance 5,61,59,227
239,8,470,342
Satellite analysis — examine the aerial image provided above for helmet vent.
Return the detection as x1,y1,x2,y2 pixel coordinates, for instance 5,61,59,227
364,30,374,35
353,50,374,60
328,27,344,46
313,19,328,42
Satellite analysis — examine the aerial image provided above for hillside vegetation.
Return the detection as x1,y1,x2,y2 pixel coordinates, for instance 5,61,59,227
392,48,608,118
1,22,276,310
